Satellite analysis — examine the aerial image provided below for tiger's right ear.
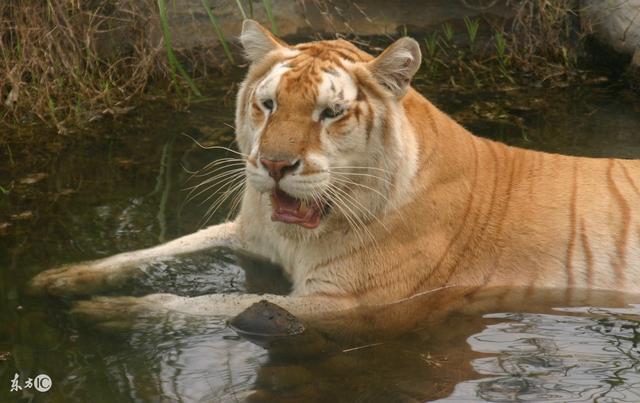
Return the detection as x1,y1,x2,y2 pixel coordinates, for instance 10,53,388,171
239,20,287,63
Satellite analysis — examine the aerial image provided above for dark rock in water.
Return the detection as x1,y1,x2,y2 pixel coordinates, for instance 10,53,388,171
229,300,305,347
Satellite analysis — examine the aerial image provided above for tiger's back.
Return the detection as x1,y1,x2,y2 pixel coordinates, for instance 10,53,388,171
300,89,640,303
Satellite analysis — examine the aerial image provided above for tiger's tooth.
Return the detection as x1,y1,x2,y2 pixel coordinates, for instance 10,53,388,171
299,200,309,214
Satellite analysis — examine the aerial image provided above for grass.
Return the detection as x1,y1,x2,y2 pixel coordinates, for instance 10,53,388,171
424,32,439,59
0,0,607,132
234,0,247,19
507,1,581,63
201,0,236,65
441,23,454,43
494,32,514,82
262,0,278,35
1,0,290,132
1,0,172,133
158,0,202,96
416,0,593,89
463,17,479,50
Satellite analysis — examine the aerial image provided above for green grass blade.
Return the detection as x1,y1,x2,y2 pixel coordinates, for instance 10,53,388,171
201,0,236,65
157,0,202,96
261,0,278,35
463,17,479,47
234,0,247,19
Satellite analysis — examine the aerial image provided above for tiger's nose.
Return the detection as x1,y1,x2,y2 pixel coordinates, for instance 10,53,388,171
260,158,300,181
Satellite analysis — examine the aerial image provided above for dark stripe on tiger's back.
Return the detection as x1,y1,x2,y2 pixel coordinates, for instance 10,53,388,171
580,217,594,291
526,151,543,199
471,140,501,249
620,164,640,196
565,162,578,290
478,146,522,286
338,249,425,299
412,135,481,293
607,159,630,286
445,139,484,284
494,146,518,237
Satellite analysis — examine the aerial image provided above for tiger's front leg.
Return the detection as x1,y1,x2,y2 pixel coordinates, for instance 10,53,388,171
28,221,240,297
69,292,351,331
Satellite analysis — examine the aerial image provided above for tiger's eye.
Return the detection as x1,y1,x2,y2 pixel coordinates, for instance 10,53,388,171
321,107,343,120
262,99,274,111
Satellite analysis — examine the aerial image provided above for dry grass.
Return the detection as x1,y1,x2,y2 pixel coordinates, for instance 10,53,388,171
0,0,180,134
502,0,587,74
417,0,595,89
0,0,606,134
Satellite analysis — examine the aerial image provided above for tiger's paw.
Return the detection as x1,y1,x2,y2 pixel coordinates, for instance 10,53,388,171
27,262,135,298
70,293,179,331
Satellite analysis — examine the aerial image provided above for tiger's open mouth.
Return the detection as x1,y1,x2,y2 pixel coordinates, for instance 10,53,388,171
269,188,329,229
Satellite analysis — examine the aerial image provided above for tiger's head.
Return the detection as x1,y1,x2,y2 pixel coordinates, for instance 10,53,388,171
236,20,421,237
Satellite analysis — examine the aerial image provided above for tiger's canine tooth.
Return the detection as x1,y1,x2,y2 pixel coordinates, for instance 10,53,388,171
299,199,309,214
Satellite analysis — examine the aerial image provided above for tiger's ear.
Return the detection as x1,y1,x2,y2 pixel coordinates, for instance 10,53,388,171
367,37,422,97
239,19,287,63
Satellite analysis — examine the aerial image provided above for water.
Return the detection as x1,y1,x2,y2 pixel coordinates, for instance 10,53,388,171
1,72,640,402
447,308,640,402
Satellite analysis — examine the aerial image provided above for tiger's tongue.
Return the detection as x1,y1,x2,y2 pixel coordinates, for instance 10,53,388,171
272,188,300,211
270,188,321,228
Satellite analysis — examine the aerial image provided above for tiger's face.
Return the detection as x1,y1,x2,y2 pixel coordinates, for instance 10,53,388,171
235,21,421,236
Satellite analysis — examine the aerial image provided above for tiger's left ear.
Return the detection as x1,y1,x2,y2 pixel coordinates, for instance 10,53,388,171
367,37,422,98
239,19,288,63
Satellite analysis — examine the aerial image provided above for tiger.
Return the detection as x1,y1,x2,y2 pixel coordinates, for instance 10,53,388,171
29,20,640,323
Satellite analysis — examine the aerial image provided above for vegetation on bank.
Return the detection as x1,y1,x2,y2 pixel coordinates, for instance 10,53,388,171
0,0,630,134
2,1,164,134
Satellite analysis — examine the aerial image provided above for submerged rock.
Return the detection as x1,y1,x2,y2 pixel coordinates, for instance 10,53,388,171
229,300,334,356
229,300,305,347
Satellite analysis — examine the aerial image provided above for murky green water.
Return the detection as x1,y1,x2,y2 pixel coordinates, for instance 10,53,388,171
1,71,640,402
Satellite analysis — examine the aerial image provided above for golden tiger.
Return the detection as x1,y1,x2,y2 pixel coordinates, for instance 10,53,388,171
29,20,640,322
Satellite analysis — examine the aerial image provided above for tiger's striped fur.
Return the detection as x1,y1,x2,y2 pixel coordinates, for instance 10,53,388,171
233,21,640,307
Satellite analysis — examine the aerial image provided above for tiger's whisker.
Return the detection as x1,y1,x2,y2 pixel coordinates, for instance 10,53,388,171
329,182,388,233
189,159,246,178
184,158,246,183
200,179,246,228
184,167,246,192
196,174,246,207
200,182,245,226
324,185,368,248
181,132,248,157
184,169,246,203
185,172,245,206
327,183,377,246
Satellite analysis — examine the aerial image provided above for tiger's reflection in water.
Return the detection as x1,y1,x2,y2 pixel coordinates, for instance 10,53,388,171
70,285,639,403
